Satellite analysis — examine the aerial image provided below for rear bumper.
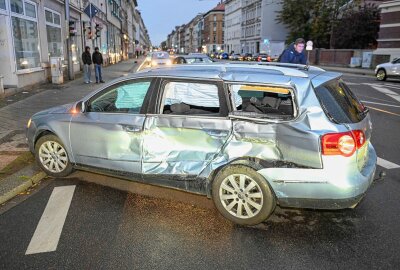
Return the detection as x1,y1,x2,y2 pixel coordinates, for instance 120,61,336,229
258,143,377,210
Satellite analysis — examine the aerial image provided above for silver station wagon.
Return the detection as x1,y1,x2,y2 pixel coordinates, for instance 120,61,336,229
26,63,377,225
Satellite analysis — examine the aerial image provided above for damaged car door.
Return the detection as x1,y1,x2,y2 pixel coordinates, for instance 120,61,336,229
69,78,156,174
142,79,232,183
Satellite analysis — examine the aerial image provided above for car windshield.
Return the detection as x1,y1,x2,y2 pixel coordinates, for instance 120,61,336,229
314,79,367,123
152,52,169,59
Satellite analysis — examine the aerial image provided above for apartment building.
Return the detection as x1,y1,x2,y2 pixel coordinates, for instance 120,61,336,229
225,0,242,54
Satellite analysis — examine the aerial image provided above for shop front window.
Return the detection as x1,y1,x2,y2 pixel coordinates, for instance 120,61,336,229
11,0,40,70
0,0,6,10
12,17,40,70
45,9,63,60
11,0,23,14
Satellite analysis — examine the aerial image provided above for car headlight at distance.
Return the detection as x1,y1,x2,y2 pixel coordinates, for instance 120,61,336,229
27,118,32,128
152,60,158,66
166,60,172,65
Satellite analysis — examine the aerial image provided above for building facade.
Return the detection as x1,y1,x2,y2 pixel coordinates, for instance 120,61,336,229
374,0,400,60
0,0,150,89
202,2,225,53
224,0,242,54
240,0,287,57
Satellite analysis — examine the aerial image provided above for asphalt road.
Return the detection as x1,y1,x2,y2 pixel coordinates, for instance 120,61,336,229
0,73,399,269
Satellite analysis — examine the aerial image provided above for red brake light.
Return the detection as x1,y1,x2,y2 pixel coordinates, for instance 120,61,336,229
258,57,261,61
321,130,365,157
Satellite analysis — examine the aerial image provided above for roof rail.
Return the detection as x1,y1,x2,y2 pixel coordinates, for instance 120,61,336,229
138,63,314,78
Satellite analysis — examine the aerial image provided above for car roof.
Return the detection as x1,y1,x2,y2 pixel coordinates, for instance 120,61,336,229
136,62,332,80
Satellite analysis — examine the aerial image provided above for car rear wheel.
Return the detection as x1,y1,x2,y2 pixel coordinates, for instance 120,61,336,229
35,135,74,177
212,165,276,225
376,69,386,81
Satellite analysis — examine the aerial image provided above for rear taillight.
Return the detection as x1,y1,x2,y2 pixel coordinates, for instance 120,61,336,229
258,57,261,61
321,130,365,157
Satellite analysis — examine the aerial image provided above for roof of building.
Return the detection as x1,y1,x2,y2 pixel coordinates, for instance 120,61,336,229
203,2,225,17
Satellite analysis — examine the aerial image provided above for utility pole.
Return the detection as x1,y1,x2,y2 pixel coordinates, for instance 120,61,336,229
65,0,75,80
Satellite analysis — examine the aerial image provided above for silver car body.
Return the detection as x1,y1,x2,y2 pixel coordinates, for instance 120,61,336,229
375,57,400,78
27,63,377,209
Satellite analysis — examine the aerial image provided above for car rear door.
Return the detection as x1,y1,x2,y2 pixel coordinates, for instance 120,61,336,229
69,77,157,174
141,78,232,177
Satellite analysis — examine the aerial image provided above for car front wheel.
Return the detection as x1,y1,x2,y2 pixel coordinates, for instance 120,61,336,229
376,69,386,81
35,134,74,177
212,165,276,225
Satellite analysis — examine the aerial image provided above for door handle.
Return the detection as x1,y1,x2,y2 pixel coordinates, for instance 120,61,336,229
123,125,142,133
205,130,229,138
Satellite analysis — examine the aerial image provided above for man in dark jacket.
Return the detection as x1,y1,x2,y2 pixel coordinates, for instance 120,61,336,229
82,46,92,84
92,47,104,83
279,38,306,65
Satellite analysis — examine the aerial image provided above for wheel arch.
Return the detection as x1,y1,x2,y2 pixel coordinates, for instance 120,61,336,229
206,157,274,198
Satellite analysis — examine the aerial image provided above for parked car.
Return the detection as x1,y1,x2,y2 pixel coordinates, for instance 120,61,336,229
239,53,252,61
27,63,377,226
219,52,229,60
251,53,260,61
230,53,241,61
375,57,400,81
257,53,271,62
144,51,172,67
172,55,214,64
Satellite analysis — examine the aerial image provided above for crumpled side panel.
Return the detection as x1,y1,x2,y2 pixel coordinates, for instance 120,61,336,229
142,116,232,176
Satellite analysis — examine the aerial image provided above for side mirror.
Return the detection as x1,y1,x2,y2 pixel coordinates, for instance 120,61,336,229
74,101,86,113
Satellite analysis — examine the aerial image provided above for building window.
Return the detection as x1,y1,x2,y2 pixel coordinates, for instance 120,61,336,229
0,0,6,10
45,9,63,60
11,0,40,70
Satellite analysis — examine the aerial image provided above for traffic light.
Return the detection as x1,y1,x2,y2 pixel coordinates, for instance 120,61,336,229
87,23,93,39
95,23,101,39
68,21,76,37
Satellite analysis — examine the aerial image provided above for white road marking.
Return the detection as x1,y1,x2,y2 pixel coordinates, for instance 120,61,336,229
361,100,400,108
365,84,400,103
25,185,76,255
377,157,400,170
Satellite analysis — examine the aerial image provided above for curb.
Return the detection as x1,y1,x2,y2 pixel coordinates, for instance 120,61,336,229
0,171,47,205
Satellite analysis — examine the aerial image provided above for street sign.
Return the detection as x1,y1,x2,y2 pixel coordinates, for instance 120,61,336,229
263,39,270,45
306,40,313,51
84,3,100,19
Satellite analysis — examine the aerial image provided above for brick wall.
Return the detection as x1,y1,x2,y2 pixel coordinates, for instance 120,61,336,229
309,49,354,66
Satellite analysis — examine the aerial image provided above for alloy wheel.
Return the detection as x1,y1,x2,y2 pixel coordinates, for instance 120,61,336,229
38,141,68,173
219,174,263,219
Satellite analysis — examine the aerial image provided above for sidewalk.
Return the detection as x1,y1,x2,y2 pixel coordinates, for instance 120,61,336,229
0,57,144,206
317,65,375,76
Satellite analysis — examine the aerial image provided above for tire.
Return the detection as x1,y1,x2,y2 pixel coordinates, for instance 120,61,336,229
212,165,276,225
376,69,386,81
35,134,74,177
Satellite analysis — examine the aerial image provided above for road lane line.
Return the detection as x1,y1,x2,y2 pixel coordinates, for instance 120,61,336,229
368,106,400,116
377,157,400,170
361,100,400,108
366,84,400,103
25,185,76,255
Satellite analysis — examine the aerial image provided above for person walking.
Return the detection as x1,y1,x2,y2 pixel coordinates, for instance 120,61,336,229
82,46,92,84
279,38,307,65
92,47,105,83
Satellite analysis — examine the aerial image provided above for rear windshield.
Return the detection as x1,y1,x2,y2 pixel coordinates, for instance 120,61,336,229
152,52,170,59
314,79,366,123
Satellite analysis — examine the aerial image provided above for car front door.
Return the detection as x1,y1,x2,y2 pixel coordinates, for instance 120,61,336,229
389,58,400,76
142,79,232,178
69,77,156,174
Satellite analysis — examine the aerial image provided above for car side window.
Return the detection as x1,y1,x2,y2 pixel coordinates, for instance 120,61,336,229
161,81,222,116
229,84,294,119
87,80,152,114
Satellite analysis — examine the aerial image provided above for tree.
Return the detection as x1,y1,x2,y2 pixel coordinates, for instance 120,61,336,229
331,4,380,49
276,0,349,48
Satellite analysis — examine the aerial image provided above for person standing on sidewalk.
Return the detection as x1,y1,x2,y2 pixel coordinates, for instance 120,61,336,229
92,47,105,83
82,46,92,84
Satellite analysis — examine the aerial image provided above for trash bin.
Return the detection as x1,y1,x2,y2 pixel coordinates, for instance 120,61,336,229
50,57,63,84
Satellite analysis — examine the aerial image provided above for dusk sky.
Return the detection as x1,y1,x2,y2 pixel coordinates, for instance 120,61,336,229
137,0,221,46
